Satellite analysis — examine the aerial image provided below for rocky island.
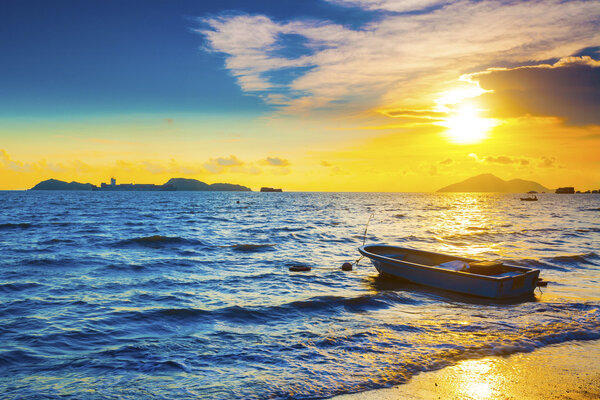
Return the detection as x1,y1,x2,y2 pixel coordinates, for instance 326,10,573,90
437,173,550,193
30,178,252,192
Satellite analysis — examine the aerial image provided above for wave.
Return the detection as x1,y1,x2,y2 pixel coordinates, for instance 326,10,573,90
229,243,276,252
23,257,77,267
270,304,600,399
548,252,599,267
106,292,423,326
0,223,33,230
39,238,75,245
100,263,148,272
0,350,45,367
0,282,43,293
115,235,205,248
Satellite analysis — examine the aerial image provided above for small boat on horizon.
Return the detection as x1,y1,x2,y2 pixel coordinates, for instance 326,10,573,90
359,245,542,299
520,194,538,201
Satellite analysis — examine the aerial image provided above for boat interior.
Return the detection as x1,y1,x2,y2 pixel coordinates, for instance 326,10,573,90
366,245,527,277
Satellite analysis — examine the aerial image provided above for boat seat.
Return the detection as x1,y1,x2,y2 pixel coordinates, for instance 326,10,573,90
437,260,469,271
468,261,505,275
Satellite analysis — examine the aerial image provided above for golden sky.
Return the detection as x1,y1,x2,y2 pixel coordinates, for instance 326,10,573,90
1,0,599,191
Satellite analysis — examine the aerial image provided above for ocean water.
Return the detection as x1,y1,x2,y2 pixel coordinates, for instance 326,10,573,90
0,191,599,399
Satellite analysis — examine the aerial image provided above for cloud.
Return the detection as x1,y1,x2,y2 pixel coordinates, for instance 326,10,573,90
197,1,600,112
379,109,446,120
0,149,32,172
204,155,245,173
484,155,529,166
262,156,290,166
321,160,332,167
0,149,93,175
469,153,557,167
327,0,449,13
439,158,453,165
539,156,558,168
470,56,600,126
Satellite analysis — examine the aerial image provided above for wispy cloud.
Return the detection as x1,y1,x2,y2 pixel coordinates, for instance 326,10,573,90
261,156,290,166
203,155,245,173
198,1,600,113
0,150,268,180
484,155,529,166
0,149,32,172
326,0,449,13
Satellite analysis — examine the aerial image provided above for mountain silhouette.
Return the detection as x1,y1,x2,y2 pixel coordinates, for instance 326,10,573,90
30,178,251,191
30,179,96,190
437,173,550,193
163,178,251,191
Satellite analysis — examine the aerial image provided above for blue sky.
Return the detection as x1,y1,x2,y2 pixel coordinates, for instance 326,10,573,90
0,0,379,116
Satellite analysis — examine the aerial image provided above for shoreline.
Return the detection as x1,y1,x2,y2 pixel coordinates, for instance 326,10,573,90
333,339,600,400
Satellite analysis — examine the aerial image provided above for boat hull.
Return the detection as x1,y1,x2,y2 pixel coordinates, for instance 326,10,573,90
359,245,539,299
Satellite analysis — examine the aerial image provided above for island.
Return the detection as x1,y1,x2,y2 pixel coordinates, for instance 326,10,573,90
555,187,575,194
260,187,283,192
437,173,550,193
30,177,252,192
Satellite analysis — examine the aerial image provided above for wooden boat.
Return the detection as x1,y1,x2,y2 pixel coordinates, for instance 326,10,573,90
359,245,541,299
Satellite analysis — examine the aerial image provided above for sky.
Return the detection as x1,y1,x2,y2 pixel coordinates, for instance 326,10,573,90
1,0,599,191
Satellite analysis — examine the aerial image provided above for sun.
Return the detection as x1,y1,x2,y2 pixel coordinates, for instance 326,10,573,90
440,104,497,144
434,85,498,145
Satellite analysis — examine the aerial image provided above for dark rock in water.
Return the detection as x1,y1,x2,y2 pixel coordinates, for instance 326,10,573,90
30,179,96,191
556,187,575,194
289,265,311,272
261,187,283,192
437,173,550,193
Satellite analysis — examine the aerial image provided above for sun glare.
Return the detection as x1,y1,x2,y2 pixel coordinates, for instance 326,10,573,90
434,85,497,145
440,104,497,144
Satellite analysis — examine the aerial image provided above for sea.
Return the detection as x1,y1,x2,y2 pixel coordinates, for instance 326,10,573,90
0,191,599,399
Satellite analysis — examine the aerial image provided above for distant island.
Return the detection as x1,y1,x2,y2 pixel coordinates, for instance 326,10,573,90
260,187,283,192
30,178,252,192
437,173,550,193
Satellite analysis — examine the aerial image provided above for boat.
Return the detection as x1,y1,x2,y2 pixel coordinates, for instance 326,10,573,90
359,244,542,299
520,195,538,201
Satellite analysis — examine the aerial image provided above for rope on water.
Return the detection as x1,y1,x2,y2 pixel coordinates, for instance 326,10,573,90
350,213,374,268
362,213,374,247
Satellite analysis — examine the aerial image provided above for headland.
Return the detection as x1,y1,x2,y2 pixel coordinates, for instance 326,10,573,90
29,177,252,191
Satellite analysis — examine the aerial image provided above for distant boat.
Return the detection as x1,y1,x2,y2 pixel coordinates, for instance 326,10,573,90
359,245,542,299
520,194,538,201
260,187,282,192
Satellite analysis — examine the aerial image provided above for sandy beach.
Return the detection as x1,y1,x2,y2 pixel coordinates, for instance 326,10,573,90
334,339,600,400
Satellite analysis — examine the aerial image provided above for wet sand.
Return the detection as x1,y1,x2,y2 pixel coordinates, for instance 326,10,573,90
334,339,600,400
